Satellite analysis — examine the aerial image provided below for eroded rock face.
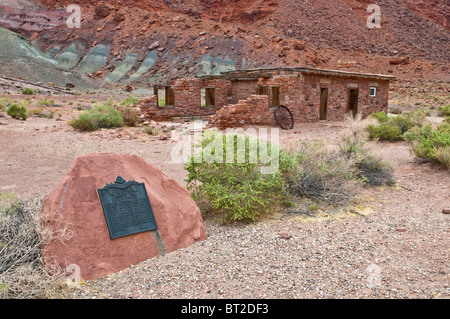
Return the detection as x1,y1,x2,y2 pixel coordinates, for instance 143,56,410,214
41,153,206,280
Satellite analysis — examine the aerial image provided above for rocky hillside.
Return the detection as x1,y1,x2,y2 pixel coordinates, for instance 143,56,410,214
0,0,448,90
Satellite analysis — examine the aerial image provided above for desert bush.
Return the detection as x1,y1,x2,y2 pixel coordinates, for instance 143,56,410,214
185,130,294,223
119,107,139,127
438,105,450,117
404,123,450,168
355,155,395,186
338,116,395,186
0,194,68,299
69,102,124,131
366,110,427,141
6,103,27,120
287,116,395,205
21,88,34,95
286,140,359,205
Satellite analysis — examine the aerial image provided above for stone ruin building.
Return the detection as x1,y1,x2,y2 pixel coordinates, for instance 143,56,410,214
139,67,396,129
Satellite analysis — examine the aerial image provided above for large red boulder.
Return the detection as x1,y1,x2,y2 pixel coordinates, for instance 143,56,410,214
41,153,206,280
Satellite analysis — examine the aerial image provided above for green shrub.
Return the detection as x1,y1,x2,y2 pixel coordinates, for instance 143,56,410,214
438,105,450,117
366,123,403,141
185,130,294,223
6,103,27,120
69,102,124,131
404,123,450,168
367,110,426,141
21,88,34,95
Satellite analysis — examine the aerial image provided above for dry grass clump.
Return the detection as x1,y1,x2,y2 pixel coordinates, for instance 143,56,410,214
287,140,359,205
0,194,69,299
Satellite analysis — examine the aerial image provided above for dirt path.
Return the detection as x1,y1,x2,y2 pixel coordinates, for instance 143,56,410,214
0,107,449,299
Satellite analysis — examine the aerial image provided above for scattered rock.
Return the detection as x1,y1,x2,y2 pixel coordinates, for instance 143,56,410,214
442,209,450,215
279,232,292,239
29,32,39,42
125,84,135,92
293,40,306,50
389,57,410,65
148,41,160,50
95,2,114,19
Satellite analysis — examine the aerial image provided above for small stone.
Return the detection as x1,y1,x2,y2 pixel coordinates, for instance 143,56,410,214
279,232,292,239
148,41,160,50
395,227,407,232
442,209,450,215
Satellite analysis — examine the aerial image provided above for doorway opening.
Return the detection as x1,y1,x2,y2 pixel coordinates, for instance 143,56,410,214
348,88,359,118
320,88,328,120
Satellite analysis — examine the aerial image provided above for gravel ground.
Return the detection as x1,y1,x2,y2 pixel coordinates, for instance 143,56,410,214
0,107,449,299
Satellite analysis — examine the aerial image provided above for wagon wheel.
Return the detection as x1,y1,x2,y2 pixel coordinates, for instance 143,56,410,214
274,105,294,130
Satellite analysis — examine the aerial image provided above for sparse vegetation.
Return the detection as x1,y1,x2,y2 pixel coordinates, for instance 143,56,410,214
69,101,124,131
143,125,159,136
120,96,139,107
37,99,55,107
185,118,395,224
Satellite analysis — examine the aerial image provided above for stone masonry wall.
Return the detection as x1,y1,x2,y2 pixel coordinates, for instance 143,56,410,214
257,74,317,123
303,75,390,120
139,77,232,121
230,80,260,104
209,95,276,129
139,72,390,125
258,74,390,123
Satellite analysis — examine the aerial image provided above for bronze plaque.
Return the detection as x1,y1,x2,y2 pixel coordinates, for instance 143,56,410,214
97,176,158,239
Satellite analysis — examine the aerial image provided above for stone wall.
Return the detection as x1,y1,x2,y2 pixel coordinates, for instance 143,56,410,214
139,77,232,121
230,80,259,104
302,75,390,120
257,74,390,124
209,95,276,129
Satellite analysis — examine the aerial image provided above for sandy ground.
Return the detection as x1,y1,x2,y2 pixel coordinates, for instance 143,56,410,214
0,99,449,299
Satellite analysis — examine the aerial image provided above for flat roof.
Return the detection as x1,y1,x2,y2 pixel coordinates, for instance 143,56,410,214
199,67,396,81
